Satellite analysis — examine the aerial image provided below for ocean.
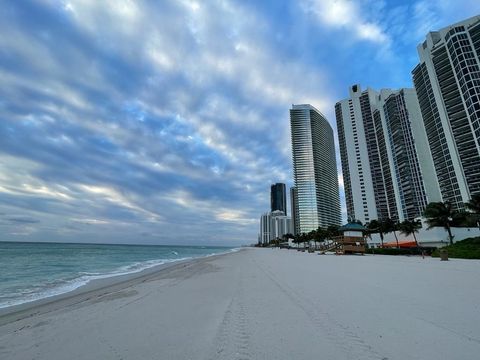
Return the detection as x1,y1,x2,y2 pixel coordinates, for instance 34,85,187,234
0,241,235,309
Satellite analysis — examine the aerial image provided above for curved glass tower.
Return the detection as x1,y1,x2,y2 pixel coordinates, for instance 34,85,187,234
290,104,341,234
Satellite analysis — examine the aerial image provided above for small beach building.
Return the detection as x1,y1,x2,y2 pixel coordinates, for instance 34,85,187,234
336,223,366,254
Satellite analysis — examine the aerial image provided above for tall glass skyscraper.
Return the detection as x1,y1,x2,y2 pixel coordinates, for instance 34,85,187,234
290,104,341,233
270,183,287,215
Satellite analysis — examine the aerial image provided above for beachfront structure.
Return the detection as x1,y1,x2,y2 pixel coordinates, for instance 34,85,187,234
412,15,480,210
271,183,287,215
336,222,367,255
290,104,341,233
335,85,439,223
259,210,293,244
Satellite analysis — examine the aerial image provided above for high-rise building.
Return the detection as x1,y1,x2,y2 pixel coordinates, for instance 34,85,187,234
259,210,293,245
290,104,341,233
271,183,287,215
382,88,441,220
412,15,480,209
335,85,439,223
336,87,394,224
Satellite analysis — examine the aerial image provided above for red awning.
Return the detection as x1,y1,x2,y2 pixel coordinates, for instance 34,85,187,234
382,241,417,248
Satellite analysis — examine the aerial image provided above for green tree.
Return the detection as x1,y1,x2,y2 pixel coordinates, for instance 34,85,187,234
367,219,385,247
398,219,422,247
293,234,301,248
282,233,294,246
466,194,480,228
383,218,399,248
424,202,456,245
300,233,308,249
466,194,480,214
326,225,339,240
307,231,315,249
313,227,328,250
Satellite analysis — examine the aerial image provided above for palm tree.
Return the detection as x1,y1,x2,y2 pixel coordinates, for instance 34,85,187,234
314,227,328,250
466,194,480,214
283,233,294,247
293,234,301,249
398,219,422,247
308,231,315,249
423,202,456,245
300,233,308,249
326,225,339,240
383,218,399,248
367,220,384,247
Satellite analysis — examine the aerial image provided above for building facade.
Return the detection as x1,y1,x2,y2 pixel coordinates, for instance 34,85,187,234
412,15,480,209
336,85,439,223
382,88,441,220
271,183,287,215
336,87,396,224
290,186,299,235
259,211,293,245
290,104,341,233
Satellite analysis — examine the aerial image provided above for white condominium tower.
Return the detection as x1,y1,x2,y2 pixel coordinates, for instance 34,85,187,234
382,89,441,219
259,211,293,245
290,104,341,234
335,85,439,224
412,15,480,210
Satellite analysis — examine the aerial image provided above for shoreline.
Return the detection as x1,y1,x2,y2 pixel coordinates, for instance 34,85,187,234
0,248,240,325
2,248,479,360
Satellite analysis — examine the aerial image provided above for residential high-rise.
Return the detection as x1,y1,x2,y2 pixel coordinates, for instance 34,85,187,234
412,15,480,209
382,88,441,220
270,183,287,215
336,85,439,223
336,87,396,224
290,104,341,233
259,211,293,245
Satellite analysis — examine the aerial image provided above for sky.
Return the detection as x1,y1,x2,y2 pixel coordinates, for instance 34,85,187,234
1,0,479,246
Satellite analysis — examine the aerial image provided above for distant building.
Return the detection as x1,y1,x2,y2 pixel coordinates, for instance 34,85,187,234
412,15,480,209
290,104,341,233
271,183,287,215
335,85,439,223
259,211,293,245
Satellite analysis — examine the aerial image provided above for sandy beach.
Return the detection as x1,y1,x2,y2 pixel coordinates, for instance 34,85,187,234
1,248,480,360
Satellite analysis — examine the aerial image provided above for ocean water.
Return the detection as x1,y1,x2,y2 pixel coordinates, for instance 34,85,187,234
0,242,235,309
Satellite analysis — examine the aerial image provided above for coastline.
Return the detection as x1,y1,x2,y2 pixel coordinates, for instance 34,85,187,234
0,248,238,325
1,248,479,360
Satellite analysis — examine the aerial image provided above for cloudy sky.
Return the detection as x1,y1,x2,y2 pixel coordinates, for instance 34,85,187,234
1,1,479,245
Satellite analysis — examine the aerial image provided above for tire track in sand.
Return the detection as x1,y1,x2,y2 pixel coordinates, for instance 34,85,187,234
209,278,251,360
253,257,388,360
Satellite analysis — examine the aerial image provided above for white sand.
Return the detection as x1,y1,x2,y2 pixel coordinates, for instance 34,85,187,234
1,248,479,360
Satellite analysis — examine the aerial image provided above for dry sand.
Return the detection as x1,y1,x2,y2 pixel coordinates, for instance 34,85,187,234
1,248,479,359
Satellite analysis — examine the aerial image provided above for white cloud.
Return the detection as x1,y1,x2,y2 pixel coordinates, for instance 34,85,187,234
79,185,163,222
0,0,364,244
163,189,256,226
302,0,389,43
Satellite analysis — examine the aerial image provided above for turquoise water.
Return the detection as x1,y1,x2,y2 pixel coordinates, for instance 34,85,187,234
0,242,235,309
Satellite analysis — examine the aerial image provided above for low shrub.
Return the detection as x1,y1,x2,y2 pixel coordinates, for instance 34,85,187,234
431,237,480,259
365,247,435,256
